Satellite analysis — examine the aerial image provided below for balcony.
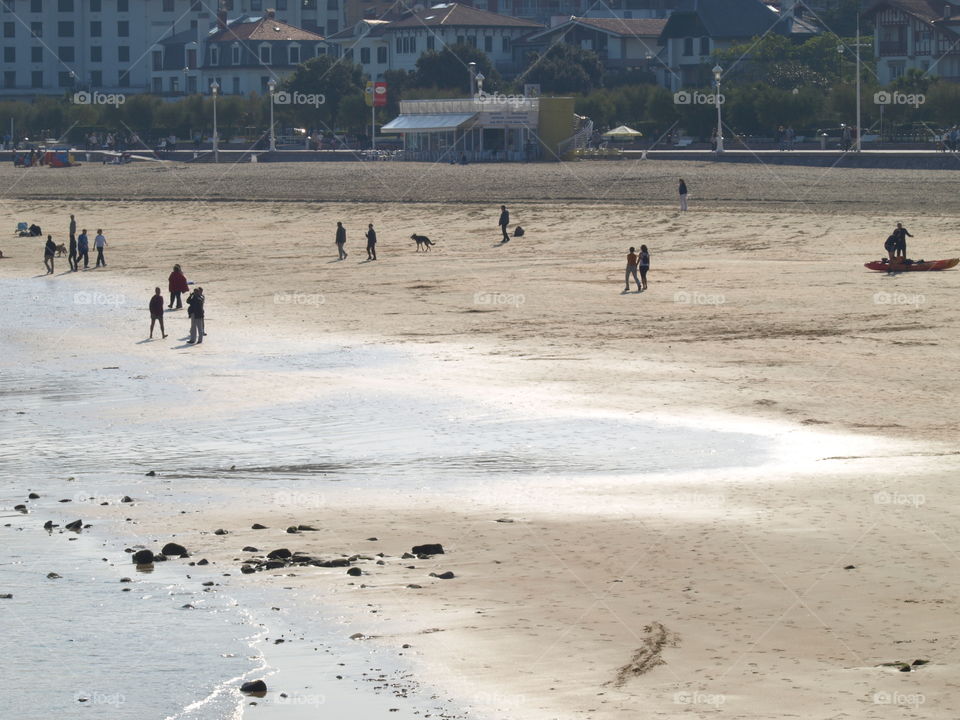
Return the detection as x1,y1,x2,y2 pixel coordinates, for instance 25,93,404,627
878,40,907,56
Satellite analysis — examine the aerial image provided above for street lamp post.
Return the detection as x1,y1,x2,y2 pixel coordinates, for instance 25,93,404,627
712,64,724,153
468,61,476,96
210,80,219,163
183,67,189,95
267,78,276,151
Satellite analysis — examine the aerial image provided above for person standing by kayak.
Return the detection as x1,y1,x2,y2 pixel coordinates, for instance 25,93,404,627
892,222,912,260
678,179,688,212
884,234,897,263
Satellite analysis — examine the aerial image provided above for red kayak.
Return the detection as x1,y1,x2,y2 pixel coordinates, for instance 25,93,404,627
865,258,959,272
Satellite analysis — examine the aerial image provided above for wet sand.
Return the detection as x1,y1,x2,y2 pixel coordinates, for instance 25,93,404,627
3,160,960,718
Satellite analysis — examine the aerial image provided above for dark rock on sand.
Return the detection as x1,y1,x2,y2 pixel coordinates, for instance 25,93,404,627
401,552,415,559
47,572,62,579
267,549,292,560
242,546,259,552
120,577,132,583
430,571,455,579
121,496,133,503
347,567,362,576
241,565,256,574
145,471,156,477
0,593,12,599
14,504,27,513
367,537,378,541
132,549,155,565
297,524,318,531
240,680,267,695
162,542,189,557
64,519,83,531
412,544,444,556
286,526,300,534
43,521,56,529
213,529,229,535
312,558,350,568
407,584,422,589
844,565,856,570
196,559,209,565
264,560,286,570
58,499,71,503
28,492,40,499
251,524,268,530
153,554,167,562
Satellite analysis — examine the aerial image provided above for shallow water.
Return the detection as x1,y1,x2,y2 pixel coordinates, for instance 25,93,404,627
0,277,773,718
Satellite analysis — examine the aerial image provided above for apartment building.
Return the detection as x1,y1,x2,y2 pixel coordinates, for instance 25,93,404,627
0,0,343,98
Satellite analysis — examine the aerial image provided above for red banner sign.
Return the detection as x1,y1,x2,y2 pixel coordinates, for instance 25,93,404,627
373,82,387,107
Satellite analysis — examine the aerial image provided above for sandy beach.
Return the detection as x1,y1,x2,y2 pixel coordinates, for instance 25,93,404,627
2,160,959,718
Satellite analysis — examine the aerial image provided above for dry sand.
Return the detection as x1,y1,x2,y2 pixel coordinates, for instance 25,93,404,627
3,160,959,718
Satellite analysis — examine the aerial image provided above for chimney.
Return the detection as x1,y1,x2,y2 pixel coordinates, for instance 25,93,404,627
267,8,275,19
217,9,227,30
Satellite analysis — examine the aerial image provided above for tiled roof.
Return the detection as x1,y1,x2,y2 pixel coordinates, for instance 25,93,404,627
662,0,781,39
571,17,668,36
209,15,325,42
389,3,544,29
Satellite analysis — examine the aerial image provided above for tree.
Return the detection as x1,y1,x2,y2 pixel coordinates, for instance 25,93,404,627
519,44,603,94
279,55,365,129
414,44,500,93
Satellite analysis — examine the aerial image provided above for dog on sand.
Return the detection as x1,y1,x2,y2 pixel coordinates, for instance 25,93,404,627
55,243,67,257
411,234,434,252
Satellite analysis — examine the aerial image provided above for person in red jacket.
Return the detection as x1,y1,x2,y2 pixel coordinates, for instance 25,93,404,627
168,264,189,309
149,287,167,339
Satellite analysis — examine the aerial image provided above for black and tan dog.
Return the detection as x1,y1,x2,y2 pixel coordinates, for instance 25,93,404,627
411,234,435,252
55,243,67,257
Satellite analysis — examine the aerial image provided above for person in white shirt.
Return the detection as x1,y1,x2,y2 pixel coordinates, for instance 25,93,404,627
94,229,107,267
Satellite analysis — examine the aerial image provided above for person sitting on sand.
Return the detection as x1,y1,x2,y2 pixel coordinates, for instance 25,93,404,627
43,234,56,274
149,288,167,339
625,247,641,293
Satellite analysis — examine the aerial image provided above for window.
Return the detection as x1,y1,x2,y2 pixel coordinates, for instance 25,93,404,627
427,36,434,50
117,0,128,11
210,45,220,65
360,46,370,63
58,0,73,10
31,46,42,62
118,45,129,62
410,37,416,53
502,36,511,52
152,50,162,70
118,69,130,87
90,20,101,36
231,44,240,64
467,35,476,48
395,37,401,53
30,0,41,12
1,1,11,14
3,47,14,62
3,22,13,37
4,71,16,89
288,44,300,63
170,76,179,93
699,36,709,55
162,0,174,10
90,69,102,86
233,76,240,94
30,21,42,37
484,35,492,52
315,43,325,56
457,35,464,44
152,77,162,92
187,75,196,93
31,70,43,88
682,37,693,56
90,0,100,10
117,20,128,36
58,70,73,86
187,48,196,67
303,0,316,8
377,45,386,63
58,21,74,37
90,45,102,61
58,46,74,61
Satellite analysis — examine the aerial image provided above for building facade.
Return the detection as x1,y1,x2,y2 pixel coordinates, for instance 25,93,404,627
0,0,342,98
866,0,960,84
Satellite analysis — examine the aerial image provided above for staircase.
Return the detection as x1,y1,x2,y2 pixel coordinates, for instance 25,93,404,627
557,115,594,158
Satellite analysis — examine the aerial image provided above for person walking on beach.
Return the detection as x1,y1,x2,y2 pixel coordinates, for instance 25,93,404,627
168,264,189,309
365,223,377,261
77,229,89,269
892,222,912,260
94,229,107,267
639,244,650,291
186,287,204,344
624,247,641,293
678,178,688,212
149,287,167,339
335,221,347,260
43,234,56,274
498,205,510,242
68,214,77,270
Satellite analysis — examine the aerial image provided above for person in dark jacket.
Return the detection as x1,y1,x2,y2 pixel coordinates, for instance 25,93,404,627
43,235,56,274
498,205,510,242
639,244,650,290
884,234,897,262
149,287,167,339
892,222,912,259
77,229,89,268
365,224,377,260
335,221,347,260
186,287,204,344
68,214,78,271
168,264,189,308
678,179,688,211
